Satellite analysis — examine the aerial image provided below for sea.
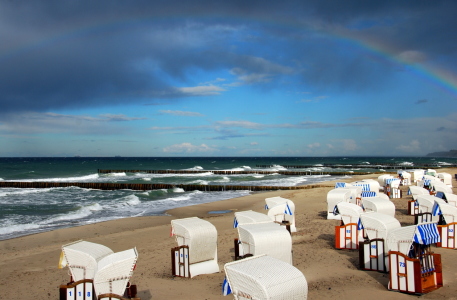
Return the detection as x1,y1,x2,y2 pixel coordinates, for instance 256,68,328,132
0,156,455,241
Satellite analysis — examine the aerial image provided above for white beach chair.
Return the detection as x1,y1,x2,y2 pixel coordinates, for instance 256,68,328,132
224,255,308,300
265,197,296,232
358,212,401,272
171,217,219,278
386,223,442,294
415,195,441,224
334,202,363,249
237,222,292,264
326,189,353,220
362,197,396,217
432,199,457,249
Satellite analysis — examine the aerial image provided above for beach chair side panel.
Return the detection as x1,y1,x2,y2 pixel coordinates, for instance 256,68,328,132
388,252,420,293
437,223,456,249
359,238,386,272
335,223,358,250
171,246,190,278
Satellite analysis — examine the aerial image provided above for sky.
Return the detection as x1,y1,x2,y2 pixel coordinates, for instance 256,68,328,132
0,1,456,157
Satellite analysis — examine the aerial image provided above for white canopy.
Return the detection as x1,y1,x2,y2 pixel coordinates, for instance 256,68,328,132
60,240,114,282
432,199,457,224
224,255,308,300
378,174,394,186
387,223,440,256
266,197,296,232
408,186,430,200
94,248,138,298
430,180,453,194
237,222,292,264
362,197,396,217
437,172,453,186
335,202,363,225
234,210,274,228
359,212,401,246
436,192,457,207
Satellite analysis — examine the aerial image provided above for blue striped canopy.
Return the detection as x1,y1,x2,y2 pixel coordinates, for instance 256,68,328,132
357,218,364,230
361,191,376,198
414,223,440,245
435,192,445,199
284,203,293,215
423,179,431,186
432,202,441,216
335,182,346,188
385,178,400,185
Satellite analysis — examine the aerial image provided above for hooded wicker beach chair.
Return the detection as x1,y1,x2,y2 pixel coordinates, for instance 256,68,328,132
237,222,292,264
326,189,353,220
170,217,219,278
358,212,401,272
93,248,138,300
432,199,457,249
415,195,441,224
386,223,442,294
334,202,364,249
224,255,308,300
265,197,296,232
437,172,453,187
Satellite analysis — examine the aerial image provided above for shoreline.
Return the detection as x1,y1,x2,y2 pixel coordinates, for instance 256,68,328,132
1,169,456,299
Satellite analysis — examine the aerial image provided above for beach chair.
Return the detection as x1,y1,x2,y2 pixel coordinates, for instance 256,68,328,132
333,202,363,250
224,255,308,300
59,240,114,300
435,192,457,207
170,217,219,278
237,222,292,264
326,189,352,220
414,195,441,224
265,197,296,232
93,248,139,300
358,212,401,272
233,210,276,258
437,172,453,187
432,199,457,249
387,223,442,294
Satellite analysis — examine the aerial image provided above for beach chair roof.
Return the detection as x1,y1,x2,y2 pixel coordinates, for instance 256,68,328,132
351,182,371,192
234,210,274,228
335,202,363,225
265,196,293,209
387,223,440,255
238,223,292,263
408,186,430,200
171,217,217,264
224,255,308,300
439,192,457,206
416,195,440,212
362,197,396,217
359,212,401,241
432,199,457,224
60,240,114,281
94,248,138,297
378,174,393,185
267,201,296,232
338,186,362,199
398,171,411,179
430,181,453,193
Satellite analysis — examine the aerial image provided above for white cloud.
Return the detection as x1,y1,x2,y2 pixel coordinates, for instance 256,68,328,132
307,142,321,149
159,110,204,117
163,142,218,153
250,142,258,145
396,140,421,153
176,85,226,96
215,120,264,129
397,50,427,64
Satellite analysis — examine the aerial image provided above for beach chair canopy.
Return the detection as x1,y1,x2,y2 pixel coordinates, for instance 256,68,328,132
354,179,380,192
430,181,453,194
416,195,441,213
437,172,452,186
411,170,425,182
338,186,362,203
94,248,138,297
387,223,440,256
234,210,274,228
359,212,401,242
432,199,457,224
265,196,293,210
408,186,430,200
351,181,372,192
398,171,411,179
335,182,348,188
335,202,363,225
361,191,377,198
60,240,114,281
362,197,396,217
426,169,437,176
224,255,308,300
171,217,217,264
237,222,292,264
385,178,401,188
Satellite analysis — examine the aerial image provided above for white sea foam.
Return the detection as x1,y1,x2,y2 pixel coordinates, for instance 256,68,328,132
173,187,185,193
252,175,265,178
189,179,209,185
142,177,152,181
399,161,414,166
185,166,204,170
45,203,102,224
124,195,141,206
11,173,100,182
438,161,452,165
0,188,54,197
0,223,41,235
107,172,126,177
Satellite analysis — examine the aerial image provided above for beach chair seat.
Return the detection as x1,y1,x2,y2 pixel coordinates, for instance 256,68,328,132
224,255,308,300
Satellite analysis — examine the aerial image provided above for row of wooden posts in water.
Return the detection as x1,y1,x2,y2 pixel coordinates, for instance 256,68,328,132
255,164,457,169
97,169,386,176
0,181,333,191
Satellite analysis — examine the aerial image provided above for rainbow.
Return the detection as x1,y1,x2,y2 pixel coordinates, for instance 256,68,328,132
2,15,456,98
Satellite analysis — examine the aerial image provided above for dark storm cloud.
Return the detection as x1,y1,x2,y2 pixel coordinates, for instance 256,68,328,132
0,0,455,113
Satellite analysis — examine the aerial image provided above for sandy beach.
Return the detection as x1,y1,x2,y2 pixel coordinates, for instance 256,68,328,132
1,169,457,300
